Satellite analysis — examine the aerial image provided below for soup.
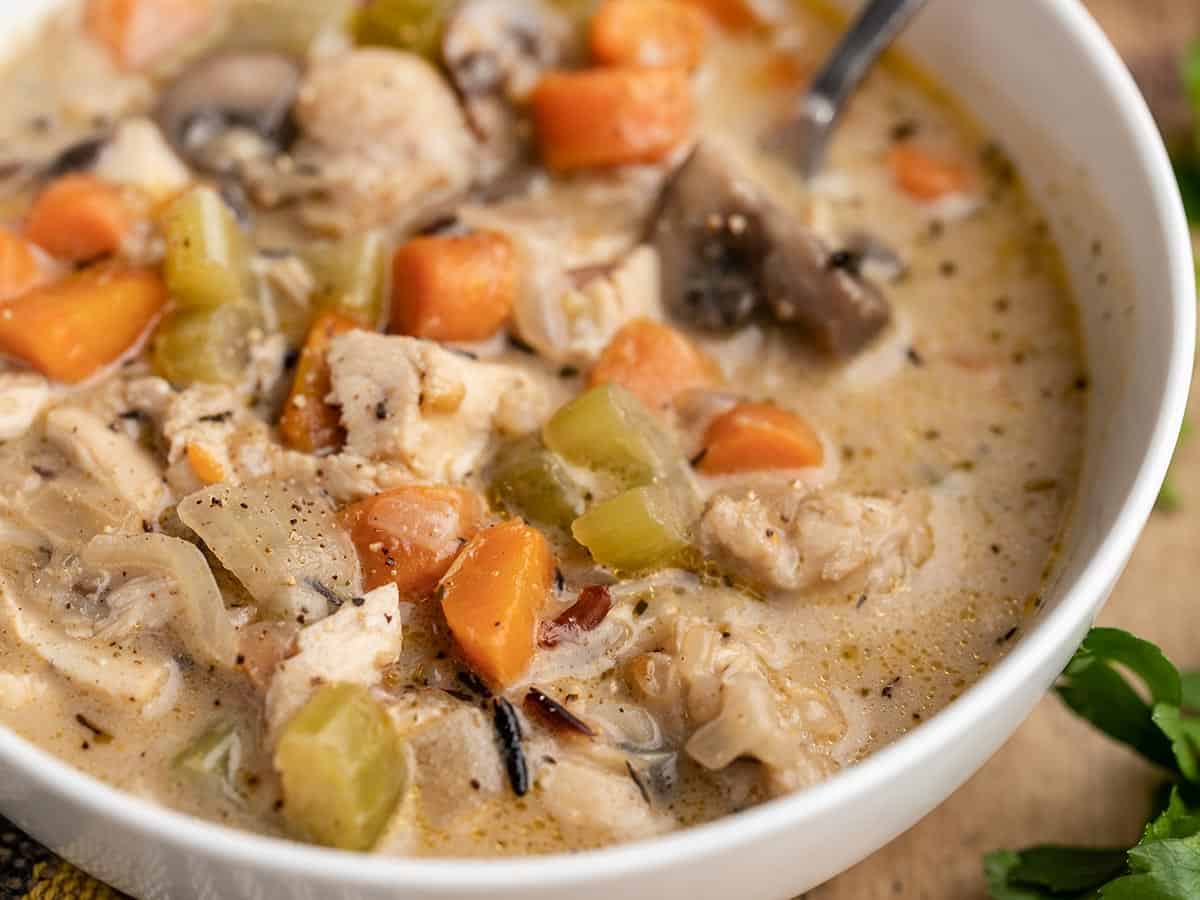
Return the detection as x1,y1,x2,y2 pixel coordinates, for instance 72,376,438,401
0,0,1085,857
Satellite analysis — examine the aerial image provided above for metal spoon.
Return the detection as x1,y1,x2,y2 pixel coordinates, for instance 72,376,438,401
764,0,930,178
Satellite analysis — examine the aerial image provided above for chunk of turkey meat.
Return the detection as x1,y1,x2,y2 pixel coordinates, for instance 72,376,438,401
626,618,836,799
93,117,191,203
511,245,665,366
159,382,413,502
406,704,506,828
0,374,51,441
0,584,172,707
249,50,477,235
537,756,673,845
44,406,169,520
700,486,933,593
264,583,401,740
443,0,574,179
328,331,549,481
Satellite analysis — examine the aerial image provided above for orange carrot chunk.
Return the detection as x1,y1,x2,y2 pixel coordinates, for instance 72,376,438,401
341,486,485,596
886,144,972,202
590,0,709,71
389,232,518,342
0,264,165,383
530,67,692,171
698,402,824,475
439,520,553,687
588,318,721,410
86,0,213,71
25,174,132,263
279,312,362,455
185,442,227,486
0,229,44,302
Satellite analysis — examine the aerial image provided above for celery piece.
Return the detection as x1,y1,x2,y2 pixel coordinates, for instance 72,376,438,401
274,683,405,851
353,0,452,60
543,384,682,488
309,231,389,328
153,303,258,386
226,0,355,55
163,187,253,310
175,722,243,799
488,437,586,532
572,483,691,572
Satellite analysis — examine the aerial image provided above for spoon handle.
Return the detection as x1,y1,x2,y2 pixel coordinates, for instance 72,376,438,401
776,0,930,177
810,0,930,114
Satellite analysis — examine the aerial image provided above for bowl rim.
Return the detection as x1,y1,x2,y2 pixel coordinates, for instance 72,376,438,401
0,0,1195,891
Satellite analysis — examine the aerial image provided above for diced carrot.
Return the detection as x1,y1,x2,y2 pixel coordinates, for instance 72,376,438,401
439,519,553,686
389,232,518,342
886,144,972,202
590,0,709,71
755,51,811,89
85,0,213,71
682,0,773,32
340,486,485,596
698,401,823,475
588,318,721,410
530,67,693,171
185,442,226,485
0,264,165,383
25,174,133,263
0,229,44,301
279,312,362,455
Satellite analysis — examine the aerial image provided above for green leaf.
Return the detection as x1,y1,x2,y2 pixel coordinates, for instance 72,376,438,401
984,847,1127,899
1056,629,1183,770
1011,847,1131,892
1154,705,1200,782
984,850,1067,900
1183,40,1200,156
1100,834,1200,899
1181,672,1200,712
1157,478,1182,514
1142,789,1200,845
1175,158,1200,224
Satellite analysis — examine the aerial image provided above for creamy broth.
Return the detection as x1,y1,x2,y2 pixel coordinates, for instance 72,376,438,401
0,0,1084,857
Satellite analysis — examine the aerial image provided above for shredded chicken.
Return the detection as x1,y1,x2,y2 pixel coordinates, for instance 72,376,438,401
626,618,837,799
406,704,506,828
93,117,190,202
264,583,402,739
537,756,672,844
44,406,169,520
511,245,665,366
327,331,549,480
0,586,172,706
249,49,477,235
0,373,51,442
700,486,933,593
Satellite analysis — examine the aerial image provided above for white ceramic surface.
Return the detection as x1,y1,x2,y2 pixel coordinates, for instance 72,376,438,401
0,2,1194,898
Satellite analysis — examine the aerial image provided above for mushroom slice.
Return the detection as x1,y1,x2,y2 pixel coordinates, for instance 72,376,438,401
443,0,573,178
651,142,891,357
156,52,301,175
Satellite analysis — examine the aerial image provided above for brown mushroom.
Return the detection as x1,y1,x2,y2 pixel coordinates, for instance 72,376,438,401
650,142,891,357
156,52,301,175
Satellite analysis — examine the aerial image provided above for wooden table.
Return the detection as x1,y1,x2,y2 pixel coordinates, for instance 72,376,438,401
813,3,1200,896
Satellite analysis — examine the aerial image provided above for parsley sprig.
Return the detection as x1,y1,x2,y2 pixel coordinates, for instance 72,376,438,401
984,628,1200,899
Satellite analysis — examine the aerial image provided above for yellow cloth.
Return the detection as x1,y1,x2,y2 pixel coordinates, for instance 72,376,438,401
0,817,125,900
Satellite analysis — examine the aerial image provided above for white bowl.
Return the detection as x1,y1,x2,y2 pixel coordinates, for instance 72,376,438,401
0,1,1194,897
